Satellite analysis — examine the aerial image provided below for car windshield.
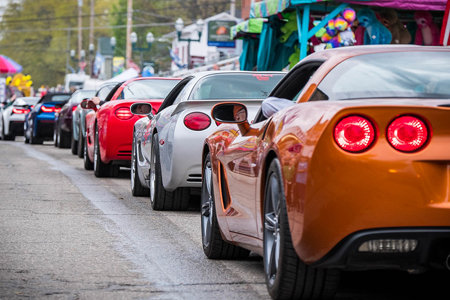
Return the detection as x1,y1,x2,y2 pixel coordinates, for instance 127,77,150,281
191,73,284,100
71,90,96,104
97,85,115,100
316,52,450,101
46,94,71,102
119,80,180,100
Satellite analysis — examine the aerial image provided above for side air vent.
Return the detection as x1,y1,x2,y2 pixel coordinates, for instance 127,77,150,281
117,150,132,157
187,174,202,182
219,163,231,210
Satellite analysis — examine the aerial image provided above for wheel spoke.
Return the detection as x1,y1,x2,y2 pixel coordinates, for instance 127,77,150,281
268,240,277,278
201,201,210,217
270,176,279,215
265,213,277,232
204,163,212,195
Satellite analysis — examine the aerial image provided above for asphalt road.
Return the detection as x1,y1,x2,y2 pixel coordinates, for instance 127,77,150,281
0,139,449,299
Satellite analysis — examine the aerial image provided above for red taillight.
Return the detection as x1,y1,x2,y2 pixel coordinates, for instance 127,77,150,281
54,107,61,113
387,115,429,152
184,112,211,131
40,106,54,113
334,115,376,152
12,108,30,114
115,107,133,120
72,106,78,112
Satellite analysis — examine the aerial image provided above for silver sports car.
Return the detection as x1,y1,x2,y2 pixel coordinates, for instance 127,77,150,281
0,96,39,140
130,71,285,210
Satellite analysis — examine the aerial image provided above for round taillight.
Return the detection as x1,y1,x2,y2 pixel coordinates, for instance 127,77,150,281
184,112,211,131
387,115,429,152
115,107,133,120
334,115,376,152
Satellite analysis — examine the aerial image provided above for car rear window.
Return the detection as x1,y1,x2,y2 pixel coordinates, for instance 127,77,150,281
316,51,450,100
49,95,71,101
118,79,180,100
190,73,284,100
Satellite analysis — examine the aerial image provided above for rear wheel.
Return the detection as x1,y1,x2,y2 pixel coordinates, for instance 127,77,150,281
53,125,59,147
131,135,149,196
83,134,94,170
77,123,84,158
94,124,111,177
71,130,78,155
29,127,42,145
201,153,250,259
263,158,340,300
58,126,70,148
1,120,14,141
149,133,190,211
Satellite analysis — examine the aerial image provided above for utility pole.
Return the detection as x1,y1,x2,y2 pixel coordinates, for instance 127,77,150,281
230,0,236,17
126,0,133,69
66,29,71,74
89,0,94,76
78,0,83,71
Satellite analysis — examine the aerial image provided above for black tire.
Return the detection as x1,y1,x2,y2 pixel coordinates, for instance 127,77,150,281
77,123,84,158
29,128,42,145
71,130,78,155
1,120,14,141
83,134,94,170
93,124,111,177
58,126,70,148
201,153,250,259
24,136,29,144
149,133,190,211
263,158,340,300
131,135,149,196
53,124,59,147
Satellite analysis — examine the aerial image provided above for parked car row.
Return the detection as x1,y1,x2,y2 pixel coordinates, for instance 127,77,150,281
2,45,450,299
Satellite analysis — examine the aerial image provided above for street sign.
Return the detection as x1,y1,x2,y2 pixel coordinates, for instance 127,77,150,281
207,20,237,48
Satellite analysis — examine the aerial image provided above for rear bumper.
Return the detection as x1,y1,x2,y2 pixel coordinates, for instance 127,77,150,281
313,227,450,272
9,121,24,135
36,120,54,138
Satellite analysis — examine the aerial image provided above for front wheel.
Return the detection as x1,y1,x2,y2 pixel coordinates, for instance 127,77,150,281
83,134,94,170
149,133,189,211
71,130,78,155
77,123,84,158
94,124,111,177
201,153,250,259
263,158,340,300
131,135,149,196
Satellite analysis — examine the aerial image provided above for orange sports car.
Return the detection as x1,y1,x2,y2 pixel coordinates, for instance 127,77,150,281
201,45,450,299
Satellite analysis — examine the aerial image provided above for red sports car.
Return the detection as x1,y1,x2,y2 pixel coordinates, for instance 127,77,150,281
83,77,181,177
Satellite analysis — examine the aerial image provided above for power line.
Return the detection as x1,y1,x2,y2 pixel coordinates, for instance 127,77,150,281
0,11,127,24
1,22,178,33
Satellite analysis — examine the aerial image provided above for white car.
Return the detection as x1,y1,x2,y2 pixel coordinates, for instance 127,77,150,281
0,96,40,140
130,71,285,210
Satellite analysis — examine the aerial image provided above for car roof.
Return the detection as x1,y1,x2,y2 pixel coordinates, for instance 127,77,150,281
299,45,450,66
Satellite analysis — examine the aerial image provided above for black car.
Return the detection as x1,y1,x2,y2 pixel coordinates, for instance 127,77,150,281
53,89,95,149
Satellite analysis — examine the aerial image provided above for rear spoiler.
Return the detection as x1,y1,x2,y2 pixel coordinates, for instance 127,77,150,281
171,99,264,116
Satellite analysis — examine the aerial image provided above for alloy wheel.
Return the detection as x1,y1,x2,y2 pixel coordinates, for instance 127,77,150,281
201,160,213,248
149,146,156,203
264,173,281,286
94,132,98,171
131,141,136,190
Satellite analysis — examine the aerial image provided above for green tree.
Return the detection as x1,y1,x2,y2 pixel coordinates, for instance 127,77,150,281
0,0,118,87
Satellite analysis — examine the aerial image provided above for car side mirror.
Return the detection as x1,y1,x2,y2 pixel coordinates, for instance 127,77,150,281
80,99,97,111
130,103,154,118
211,102,250,134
